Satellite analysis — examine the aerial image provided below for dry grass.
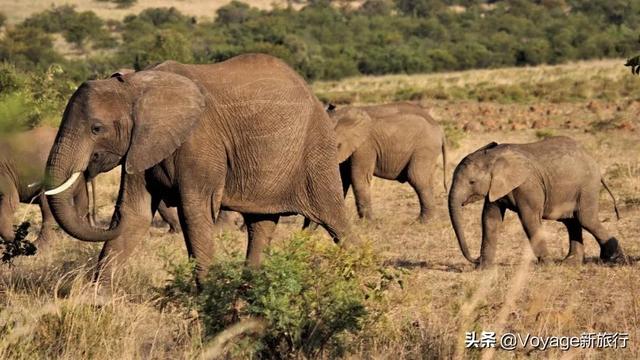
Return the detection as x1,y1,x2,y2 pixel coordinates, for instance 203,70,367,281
313,59,639,105
2,62,640,358
0,0,286,24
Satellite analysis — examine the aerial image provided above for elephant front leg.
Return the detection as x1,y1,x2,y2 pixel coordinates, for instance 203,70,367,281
178,191,224,286
0,200,15,242
517,205,550,264
95,174,153,285
0,187,19,242
34,193,58,251
479,201,505,268
244,213,279,268
561,219,584,265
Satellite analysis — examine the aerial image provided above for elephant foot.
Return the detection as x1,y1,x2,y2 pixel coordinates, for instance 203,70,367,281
33,235,56,254
167,226,182,234
536,255,552,265
475,260,496,270
600,238,627,265
562,254,584,266
417,214,433,224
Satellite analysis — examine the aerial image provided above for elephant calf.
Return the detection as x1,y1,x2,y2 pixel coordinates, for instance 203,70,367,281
328,102,447,223
449,136,624,267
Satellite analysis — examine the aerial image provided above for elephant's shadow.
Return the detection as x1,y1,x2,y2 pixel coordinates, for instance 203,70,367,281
383,259,478,273
384,255,640,273
580,255,640,266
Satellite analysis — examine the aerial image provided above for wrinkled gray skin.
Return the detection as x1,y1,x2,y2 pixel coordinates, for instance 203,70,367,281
154,203,242,234
44,54,350,284
449,136,624,267
0,127,95,248
328,102,447,223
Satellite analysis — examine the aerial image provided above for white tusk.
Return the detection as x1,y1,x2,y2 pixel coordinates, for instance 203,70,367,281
44,172,81,195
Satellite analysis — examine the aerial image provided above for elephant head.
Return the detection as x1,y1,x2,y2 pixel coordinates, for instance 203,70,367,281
330,107,372,163
44,70,205,242
448,142,532,263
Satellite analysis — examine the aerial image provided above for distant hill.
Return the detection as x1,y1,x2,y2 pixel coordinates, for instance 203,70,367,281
0,0,285,23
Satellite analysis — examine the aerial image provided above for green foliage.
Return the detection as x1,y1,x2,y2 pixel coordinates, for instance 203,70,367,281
3,2,640,82
21,6,115,49
0,64,76,130
161,233,401,358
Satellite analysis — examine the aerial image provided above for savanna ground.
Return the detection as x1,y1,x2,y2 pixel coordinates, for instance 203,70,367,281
1,59,640,359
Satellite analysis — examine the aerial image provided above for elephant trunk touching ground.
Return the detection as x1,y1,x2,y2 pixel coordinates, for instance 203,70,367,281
448,172,478,264
45,128,122,242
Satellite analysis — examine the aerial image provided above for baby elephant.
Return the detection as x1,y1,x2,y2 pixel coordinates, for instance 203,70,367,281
329,102,447,223
449,136,624,267
0,127,94,248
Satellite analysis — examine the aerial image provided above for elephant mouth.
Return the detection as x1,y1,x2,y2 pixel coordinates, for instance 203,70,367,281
461,194,484,207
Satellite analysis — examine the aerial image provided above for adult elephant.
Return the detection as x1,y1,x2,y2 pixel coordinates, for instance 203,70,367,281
0,126,95,248
448,137,624,267
327,102,447,223
43,54,351,282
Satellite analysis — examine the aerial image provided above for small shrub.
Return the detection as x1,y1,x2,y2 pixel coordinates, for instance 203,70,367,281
161,232,401,358
0,63,25,94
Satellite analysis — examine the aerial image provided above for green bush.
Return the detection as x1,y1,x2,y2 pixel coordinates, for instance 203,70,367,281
5,1,640,83
21,5,115,49
161,232,401,358
0,64,76,130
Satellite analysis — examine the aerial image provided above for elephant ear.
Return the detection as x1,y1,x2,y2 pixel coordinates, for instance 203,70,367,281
488,152,531,202
334,108,372,163
475,141,498,154
125,71,205,174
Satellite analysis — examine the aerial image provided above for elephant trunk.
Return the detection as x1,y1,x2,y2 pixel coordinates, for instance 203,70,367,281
45,133,121,242
448,182,479,264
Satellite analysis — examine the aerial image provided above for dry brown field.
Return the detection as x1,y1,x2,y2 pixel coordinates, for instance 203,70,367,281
0,0,286,24
1,60,640,358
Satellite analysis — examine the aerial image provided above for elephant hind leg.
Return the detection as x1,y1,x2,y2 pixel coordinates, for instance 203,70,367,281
406,155,437,224
576,196,625,263
157,200,181,233
561,218,584,265
244,213,279,268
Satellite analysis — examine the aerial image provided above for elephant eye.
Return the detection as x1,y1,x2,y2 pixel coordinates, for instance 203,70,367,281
469,180,476,185
91,122,104,135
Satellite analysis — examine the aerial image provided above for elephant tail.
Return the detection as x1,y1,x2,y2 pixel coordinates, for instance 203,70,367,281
441,135,448,192
601,177,620,220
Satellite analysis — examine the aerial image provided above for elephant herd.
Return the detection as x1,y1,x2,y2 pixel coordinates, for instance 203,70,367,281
0,53,626,288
